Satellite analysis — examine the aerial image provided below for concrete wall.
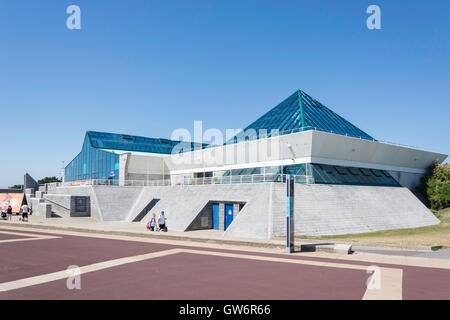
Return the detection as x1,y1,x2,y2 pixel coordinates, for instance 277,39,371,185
128,184,270,233
24,173,39,192
272,184,439,237
48,185,143,221
92,186,142,221
186,201,214,231
30,198,45,214
310,131,446,172
44,194,71,215
119,153,169,185
165,130,447,190
49,182,439,240
24,188,34,206
224,183,439,239
223,184,274,239
32,202,51,217
119,153,130,186
167,131,309,174
48,186,101,219
388,171,423,190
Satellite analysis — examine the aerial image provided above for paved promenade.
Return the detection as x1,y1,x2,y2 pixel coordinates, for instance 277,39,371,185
0,220,449,299
0,214,444,254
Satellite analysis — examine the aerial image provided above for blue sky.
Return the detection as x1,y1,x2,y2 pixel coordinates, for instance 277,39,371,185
1,0,449,188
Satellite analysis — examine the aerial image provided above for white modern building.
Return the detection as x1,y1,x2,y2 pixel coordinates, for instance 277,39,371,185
36,90,447,239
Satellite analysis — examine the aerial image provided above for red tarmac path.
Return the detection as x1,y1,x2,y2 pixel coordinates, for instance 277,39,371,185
0,233,32,241
0,227,449,300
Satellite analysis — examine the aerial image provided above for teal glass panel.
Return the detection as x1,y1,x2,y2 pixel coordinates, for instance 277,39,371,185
87,131,209,154
231,90,374,143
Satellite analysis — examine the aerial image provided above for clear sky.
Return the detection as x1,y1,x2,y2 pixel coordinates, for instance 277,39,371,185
1,0,449,188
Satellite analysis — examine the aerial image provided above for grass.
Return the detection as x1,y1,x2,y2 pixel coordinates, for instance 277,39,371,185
294,208,450,248
432,207,450,219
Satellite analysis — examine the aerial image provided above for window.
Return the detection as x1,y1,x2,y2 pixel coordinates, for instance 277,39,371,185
335,166,347,175
371,169,383,177
359,168,372,177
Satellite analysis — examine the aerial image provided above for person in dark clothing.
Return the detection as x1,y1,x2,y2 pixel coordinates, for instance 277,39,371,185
6,205,13,221
158,211,167,232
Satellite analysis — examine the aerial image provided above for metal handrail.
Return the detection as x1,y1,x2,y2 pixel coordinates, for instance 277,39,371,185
52,174,314,188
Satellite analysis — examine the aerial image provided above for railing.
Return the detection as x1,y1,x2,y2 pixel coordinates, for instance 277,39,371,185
48,180,123,187
123,179,171,187
51,174,314,188
182,174,314,185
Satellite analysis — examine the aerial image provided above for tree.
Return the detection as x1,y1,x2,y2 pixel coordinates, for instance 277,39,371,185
418,162,450,210
38,176,62,184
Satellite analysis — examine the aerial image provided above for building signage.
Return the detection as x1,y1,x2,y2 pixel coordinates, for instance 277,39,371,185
286,175,295,253
74,196,88,213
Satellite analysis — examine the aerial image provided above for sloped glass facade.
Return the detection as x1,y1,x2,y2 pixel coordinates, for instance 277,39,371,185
65,131,211,183
88,131,208,154
65,135,120,183
284,163,399,186
210,163,399,187
232,90,374,142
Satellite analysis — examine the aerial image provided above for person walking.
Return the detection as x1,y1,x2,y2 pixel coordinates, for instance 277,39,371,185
158,211,167,232
6,205,13,221
146,213,157,231
20,203,30,222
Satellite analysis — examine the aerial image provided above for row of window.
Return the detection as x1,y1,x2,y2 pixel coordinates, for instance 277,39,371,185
194,163,399,187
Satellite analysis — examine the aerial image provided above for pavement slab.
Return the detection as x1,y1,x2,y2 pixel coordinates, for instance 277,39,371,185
0,225,448,300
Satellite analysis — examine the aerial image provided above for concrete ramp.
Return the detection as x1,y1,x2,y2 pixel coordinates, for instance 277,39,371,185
270,184,440,237
92,186,143,221
223,184,273,239
44,186,143,221
47,183,439,240
126,186,175,222
135,184,271,232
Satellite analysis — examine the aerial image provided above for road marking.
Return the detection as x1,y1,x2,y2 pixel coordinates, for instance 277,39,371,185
0,248,183,293
180,249,403,300
363,268,403,300
2,225,448,270
0,230,61,244
0,247,403,299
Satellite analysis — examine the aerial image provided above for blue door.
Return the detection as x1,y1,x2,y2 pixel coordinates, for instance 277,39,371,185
224,204,234,230
212,203,220,230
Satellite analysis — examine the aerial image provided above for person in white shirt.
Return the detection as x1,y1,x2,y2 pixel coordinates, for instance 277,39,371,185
20,204,29,222
158,211,166,232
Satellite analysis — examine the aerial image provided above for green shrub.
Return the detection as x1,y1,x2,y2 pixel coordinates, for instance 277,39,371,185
419,163,450,210
38,176,62,184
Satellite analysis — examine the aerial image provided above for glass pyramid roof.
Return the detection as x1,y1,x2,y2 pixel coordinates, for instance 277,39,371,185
233,90,374,142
